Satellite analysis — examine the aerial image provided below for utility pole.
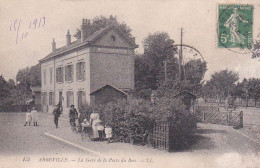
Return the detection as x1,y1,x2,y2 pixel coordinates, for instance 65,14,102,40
163,60,167,85
179,28,183,81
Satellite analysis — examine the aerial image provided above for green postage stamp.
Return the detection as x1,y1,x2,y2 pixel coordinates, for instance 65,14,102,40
218,4,253,49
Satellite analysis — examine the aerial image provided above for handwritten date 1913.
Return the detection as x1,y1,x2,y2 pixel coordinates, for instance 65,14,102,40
9,17,46,44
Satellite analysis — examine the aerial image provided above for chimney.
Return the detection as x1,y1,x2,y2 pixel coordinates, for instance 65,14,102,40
81,19,87,42
66,30,71,46
52,38,56,52
81,19,93,42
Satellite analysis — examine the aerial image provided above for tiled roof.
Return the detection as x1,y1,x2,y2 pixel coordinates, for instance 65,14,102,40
90,84,127,95
39,25,138,63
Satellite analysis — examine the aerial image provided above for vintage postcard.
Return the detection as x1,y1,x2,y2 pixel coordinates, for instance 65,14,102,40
0,0,260,168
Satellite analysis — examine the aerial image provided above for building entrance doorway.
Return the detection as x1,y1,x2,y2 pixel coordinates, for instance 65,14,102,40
59,91,63,105
78,91,83,109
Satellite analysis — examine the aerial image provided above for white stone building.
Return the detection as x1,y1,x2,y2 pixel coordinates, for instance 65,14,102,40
39,19,138,114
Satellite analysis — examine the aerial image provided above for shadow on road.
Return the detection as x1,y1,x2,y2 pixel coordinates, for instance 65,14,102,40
174,127,228,152
196,128,227,134
177,134,216,152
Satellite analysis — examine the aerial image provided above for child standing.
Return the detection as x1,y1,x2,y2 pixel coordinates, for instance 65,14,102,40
96,120,104,141
105,124,112,143
31,107,38,126
24,109,32,126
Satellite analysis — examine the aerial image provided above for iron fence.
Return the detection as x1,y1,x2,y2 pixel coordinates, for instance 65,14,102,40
198,111,243,127
149,115,197,152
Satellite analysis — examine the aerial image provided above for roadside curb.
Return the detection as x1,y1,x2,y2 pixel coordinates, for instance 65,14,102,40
0,112,25,114
44,132,106,157
232,128,260,146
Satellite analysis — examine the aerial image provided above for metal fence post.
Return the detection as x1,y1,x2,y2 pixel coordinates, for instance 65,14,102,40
227,111,229,125
240,111,243,128
228,110,232,126
166,122,170,152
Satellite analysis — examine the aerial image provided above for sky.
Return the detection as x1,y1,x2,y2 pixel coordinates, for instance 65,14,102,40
0,0,259,82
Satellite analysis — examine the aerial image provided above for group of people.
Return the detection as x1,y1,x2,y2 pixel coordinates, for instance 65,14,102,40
88,109,112,142
24,107,38,126
23,103,113,142
52,103,112,142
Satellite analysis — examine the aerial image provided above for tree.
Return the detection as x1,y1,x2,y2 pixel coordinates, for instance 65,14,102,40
183,59,207,94
28,64,41,86
0,75,10,102
252,40,260,58
16,67,31,103
143,32,176,73
247,78,260,105
135,32,207,97
252,33,260,58
0,75,16,111
16,64,41,87
232,78,260,107
141,32,178,89
233,79,248,98
15,63,41,103
202,69,239,100
135,55,157,90
8,79,15,88
74,15,134,40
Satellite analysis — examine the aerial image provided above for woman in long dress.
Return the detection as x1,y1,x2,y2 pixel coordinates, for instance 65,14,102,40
89,110,100,139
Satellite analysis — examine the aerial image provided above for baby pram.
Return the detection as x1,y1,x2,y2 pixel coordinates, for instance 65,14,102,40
81,119,92,141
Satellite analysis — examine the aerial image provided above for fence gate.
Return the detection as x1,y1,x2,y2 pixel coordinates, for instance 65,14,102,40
198,111,243,127
150,116,197,152
151,122,170,151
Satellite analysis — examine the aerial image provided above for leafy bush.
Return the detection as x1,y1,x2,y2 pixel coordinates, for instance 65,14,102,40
102,101,129,142
170,113,197,150
152,96,186,121
78,103,94,120
125,99,154,144
79,94,197,149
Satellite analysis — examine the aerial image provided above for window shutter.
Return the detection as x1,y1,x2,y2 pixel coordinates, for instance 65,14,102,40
50,69,52,84
52,92,54,105
82,91,86,104
56,68,59,82
41,93,44,105
71,65,74,82
49,92,53,106
61,67,64,83
72,91,74,106
49,92,51,105
43,92,46,105
43,71,46,84
82,62,86,81
76,62,79,81
50,92,53,105
43,92,45,105
66,92,69,108
65,66,68,82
